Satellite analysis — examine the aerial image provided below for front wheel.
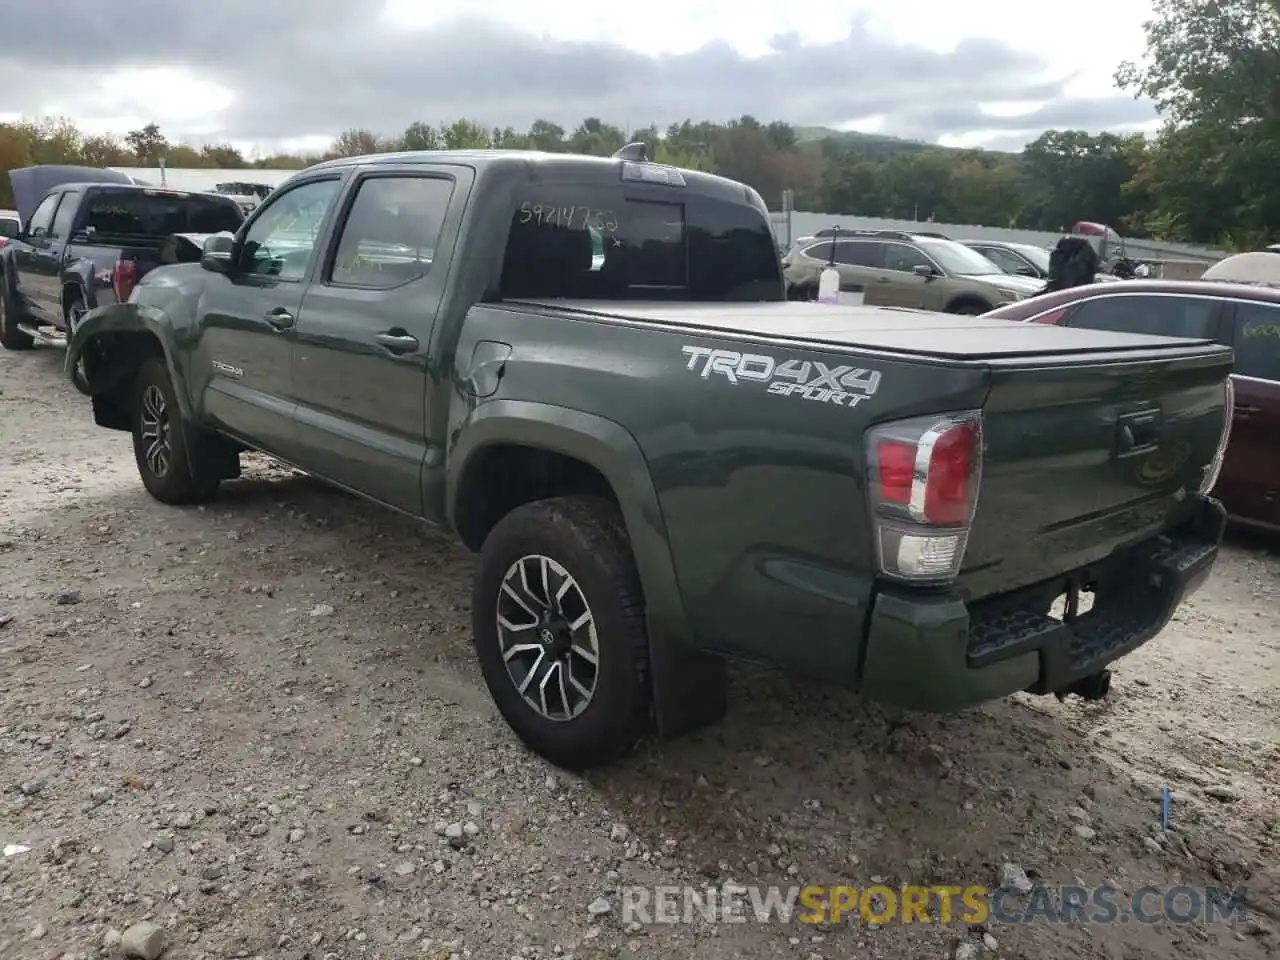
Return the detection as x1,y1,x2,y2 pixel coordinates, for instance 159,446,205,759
948,301,990,316
472,496,652,770
130,357,221,505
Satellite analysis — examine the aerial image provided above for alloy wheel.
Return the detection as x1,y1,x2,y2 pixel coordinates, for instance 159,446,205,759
68,302,89,385
495,554,600,721
139,384,172,478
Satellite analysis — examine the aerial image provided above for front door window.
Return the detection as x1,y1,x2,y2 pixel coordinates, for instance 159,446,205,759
240,179,343,281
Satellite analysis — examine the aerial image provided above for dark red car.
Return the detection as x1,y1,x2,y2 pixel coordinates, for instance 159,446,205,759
985,278,1280,532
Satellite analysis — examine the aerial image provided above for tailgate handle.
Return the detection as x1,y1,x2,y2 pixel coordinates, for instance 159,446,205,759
1116,411,1160,456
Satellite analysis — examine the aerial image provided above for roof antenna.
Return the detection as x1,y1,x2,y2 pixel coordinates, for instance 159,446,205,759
612,142,648,161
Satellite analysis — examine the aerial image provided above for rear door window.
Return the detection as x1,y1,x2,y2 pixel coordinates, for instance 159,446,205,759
1064,294,1224,339
50,191,81,240
834,241,884,268
499,184,782,301
802,242,834,262
328,174,454,288
1232,301,1280,381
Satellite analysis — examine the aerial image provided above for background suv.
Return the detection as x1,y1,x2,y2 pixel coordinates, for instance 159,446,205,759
782,229,1044,314
960,239,1050,279
961,238,1120,285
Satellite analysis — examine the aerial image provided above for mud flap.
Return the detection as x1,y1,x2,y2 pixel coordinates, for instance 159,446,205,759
182,425,242,481
647,622,728,739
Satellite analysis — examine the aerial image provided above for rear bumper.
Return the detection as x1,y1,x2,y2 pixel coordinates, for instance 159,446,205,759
859,494,1225,712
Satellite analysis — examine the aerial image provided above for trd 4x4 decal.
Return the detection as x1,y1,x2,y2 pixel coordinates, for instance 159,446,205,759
680,346,881,409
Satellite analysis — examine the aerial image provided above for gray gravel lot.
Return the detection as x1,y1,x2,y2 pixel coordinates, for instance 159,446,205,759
1,345,1276,960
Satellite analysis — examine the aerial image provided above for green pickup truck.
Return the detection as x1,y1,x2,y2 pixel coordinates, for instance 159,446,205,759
64,148,1234,770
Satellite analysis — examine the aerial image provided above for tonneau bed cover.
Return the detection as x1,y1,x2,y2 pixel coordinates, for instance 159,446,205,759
523,300,1224,363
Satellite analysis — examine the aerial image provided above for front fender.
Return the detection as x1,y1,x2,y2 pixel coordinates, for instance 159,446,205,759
64,302,191,419
447,399,691,643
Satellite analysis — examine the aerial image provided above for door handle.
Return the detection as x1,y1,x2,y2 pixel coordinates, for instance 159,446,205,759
375,331,419,354
264,308,294,330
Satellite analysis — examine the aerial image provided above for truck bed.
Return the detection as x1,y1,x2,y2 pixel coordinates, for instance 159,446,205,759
528,299,1222,363
505,296,1232,605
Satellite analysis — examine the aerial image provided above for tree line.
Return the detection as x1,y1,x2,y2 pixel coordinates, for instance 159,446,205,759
0,0,1272,249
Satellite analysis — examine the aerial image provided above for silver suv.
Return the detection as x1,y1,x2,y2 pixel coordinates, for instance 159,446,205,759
782,229,1045,313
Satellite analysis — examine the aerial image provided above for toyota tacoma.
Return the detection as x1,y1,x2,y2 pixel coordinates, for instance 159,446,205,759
63,147,1233,770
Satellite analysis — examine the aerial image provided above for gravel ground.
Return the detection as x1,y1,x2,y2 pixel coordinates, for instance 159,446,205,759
1,344,1277,960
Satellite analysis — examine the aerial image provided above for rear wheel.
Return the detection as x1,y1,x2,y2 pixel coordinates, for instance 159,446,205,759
130,356,222,505
472,496,651,770
948,300,989,316
64,294,89,389
0,282,33,350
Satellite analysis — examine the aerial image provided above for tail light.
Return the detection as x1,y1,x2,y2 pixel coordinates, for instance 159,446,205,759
1199,378,1234,495
113,256,138,303
865,410,983,583
0,238,8,250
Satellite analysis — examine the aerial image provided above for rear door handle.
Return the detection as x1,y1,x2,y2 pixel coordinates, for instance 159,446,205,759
375,331,419,354
264,308,294,330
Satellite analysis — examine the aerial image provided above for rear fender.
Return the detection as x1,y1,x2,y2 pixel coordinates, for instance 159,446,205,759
59,263,97,316
448,401,686,636
449,401,726,740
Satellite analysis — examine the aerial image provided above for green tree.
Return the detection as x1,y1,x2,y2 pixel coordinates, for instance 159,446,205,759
125,122,167,165
526,120,566,152
1116,0,1280,243
201,143,246,167
402,121,440,151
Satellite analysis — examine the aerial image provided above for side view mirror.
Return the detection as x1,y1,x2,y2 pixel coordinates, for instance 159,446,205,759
1014,265,1037,277
200,232,237,274
912,263,936,279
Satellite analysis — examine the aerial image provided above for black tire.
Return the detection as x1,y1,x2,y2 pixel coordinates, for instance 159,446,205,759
472,495,651,770
948,300,989,316
64,293,89,390
130,356,221,505
0,279,33,350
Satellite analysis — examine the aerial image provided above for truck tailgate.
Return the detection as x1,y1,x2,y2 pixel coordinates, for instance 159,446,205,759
959,344,1232,601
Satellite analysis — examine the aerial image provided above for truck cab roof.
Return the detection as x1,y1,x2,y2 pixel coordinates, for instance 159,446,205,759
300,150,766,208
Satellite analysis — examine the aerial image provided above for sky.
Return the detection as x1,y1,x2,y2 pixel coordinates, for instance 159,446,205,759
0,0,1161,158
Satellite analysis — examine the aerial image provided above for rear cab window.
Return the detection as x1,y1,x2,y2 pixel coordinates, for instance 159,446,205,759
0,216,19,239
1065,294,1223,339
498,175,782,301
77,188,244,242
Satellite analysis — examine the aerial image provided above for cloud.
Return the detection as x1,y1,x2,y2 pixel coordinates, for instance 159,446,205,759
0,4,1154,150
